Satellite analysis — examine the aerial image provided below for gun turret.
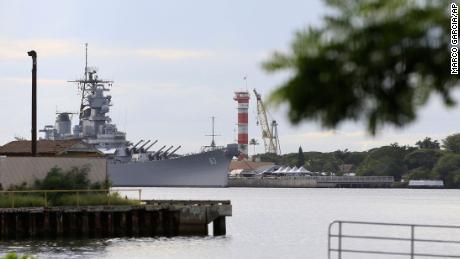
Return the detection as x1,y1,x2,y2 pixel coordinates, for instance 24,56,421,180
151,145,167,158
161,146,174,158
138,140,151,151
166,145,181,158
145,140,158,151
132,140,144,149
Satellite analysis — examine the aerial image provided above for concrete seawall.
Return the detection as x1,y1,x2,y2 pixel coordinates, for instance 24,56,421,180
229,177,317,187
0,200,231,239
228,176,394,188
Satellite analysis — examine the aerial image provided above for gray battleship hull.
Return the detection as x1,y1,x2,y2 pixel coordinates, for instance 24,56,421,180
108,149,232,187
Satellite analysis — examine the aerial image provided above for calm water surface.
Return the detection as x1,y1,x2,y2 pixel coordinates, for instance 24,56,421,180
1,188,460,259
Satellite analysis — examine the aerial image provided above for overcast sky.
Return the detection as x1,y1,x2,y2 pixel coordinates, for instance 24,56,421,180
0,0,459,154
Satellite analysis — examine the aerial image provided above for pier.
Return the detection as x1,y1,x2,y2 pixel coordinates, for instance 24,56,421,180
0,200,231,239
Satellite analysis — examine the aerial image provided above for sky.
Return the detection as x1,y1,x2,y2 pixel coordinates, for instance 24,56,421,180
0,0,459,154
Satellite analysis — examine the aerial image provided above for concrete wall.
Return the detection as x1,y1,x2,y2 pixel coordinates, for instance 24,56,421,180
228,176,394,188
228,177,317,188
0,157,107,189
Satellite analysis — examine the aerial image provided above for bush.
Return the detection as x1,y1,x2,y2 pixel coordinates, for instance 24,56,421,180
34,166,92,190
0,166,137,207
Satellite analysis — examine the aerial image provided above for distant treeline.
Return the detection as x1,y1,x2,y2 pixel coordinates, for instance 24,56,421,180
254,134,460,188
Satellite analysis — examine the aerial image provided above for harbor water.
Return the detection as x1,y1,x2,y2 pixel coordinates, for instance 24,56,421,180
1,188,460,258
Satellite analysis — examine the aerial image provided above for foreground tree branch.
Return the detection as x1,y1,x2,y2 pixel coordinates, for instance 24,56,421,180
264,0,457,134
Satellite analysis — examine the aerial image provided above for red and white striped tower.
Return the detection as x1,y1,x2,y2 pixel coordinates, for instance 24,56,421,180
234,91,250,158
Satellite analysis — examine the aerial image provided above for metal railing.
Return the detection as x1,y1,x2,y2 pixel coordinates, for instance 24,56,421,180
312,176,394,183
328,220,460,259
229,175,394,182
0,188,142,208
143,199,231,206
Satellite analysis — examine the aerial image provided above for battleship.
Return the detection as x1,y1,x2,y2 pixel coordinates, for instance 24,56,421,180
40,44,239,187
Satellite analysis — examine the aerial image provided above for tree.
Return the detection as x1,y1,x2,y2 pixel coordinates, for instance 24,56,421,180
442,134,460,153
405,167,433,181
432,154,460,188
333,149,349,161
415,137,440,150
263,0,455,134
249,138,259,155
404,149,442,171
297,146,305,167
256,153,281,164
356,144,412,180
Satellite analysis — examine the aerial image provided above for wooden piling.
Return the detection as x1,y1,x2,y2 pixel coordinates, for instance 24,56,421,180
0,200,231,239
80,212,89,236
213,216,226,236
56,212,64,237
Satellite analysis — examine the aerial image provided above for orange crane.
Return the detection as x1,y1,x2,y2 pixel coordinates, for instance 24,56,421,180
253,89,281,155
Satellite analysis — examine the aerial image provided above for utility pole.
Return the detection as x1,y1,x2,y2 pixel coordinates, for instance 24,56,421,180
27,50,37,156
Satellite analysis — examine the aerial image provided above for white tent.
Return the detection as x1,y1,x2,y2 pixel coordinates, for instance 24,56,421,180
284,166,299,174
289,166,299,173
274,166,285,173
282,166,292,173
296,166,309,173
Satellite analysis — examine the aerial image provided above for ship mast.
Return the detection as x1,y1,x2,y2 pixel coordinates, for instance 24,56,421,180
79,43,88,120
205,116,220,148
68,43,113,121
85,43,88,81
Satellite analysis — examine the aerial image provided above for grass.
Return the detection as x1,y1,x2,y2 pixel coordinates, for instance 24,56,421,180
0,194,45,208
53,193,139,206
0,193,139,208
1,253,34,259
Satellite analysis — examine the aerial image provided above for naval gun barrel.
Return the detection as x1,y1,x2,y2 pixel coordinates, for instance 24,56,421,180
145,140,158,151
152,145,167,157
166,145,181,158
132,140,144,149
139,140,151,150
162,145,174,156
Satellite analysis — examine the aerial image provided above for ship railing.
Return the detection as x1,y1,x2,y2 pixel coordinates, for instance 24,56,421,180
179,146,226,156
0,188,142,208
328,220,460,259
200,145,225,153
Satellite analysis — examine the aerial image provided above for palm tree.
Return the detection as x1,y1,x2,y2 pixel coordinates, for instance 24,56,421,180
249,138,259,155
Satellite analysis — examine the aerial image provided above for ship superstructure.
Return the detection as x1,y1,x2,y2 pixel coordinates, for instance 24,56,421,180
40,44,174,161
40,65,131,159
68,66,130,158
39,44,238,187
